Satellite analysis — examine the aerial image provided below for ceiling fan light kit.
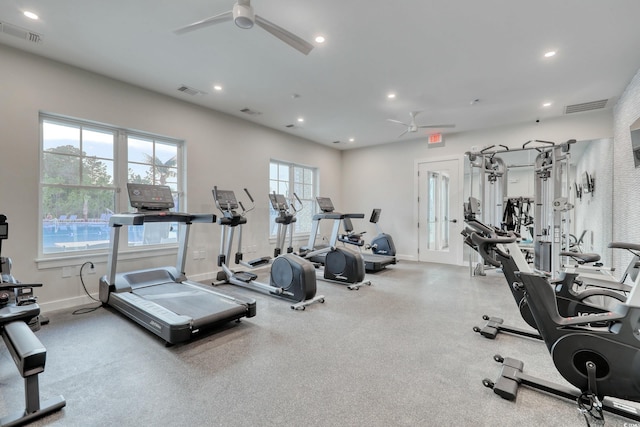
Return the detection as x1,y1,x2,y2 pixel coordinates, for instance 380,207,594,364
233,2,255,29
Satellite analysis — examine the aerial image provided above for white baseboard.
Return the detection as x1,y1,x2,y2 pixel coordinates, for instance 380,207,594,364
396,254,416,262
40,294,101,314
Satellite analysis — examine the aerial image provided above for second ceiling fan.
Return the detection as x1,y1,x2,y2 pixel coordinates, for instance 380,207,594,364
387,111,455,138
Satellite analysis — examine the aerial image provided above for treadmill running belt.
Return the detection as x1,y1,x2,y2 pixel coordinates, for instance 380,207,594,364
133,282,248,327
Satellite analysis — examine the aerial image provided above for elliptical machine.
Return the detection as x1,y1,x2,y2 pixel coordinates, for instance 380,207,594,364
269,192,302,258
213,187,324,310
300,197,370,290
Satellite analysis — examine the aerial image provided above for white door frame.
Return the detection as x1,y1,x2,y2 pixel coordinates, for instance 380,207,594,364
414,155,465,266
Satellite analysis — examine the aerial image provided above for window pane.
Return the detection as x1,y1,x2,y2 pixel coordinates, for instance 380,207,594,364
128,136,153,163
278,182,288,194
128,162,153,184
269,180,278,193
83,158,114,186
294,166,303,183
278,164,289,181
43,121,80,151
295,208,312,233
42,153,80,185
303,184,313,199
42,188,115,253
156,142,177,165
293,182,303,196
82,128,114,159
270,163,278,179
304,168,312,183
155,166,177,186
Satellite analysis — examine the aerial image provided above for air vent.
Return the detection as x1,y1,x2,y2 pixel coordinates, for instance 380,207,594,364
332,140,341,144
0,21,43,44
240,108,262,116
177,85,205,96
564,99,608,114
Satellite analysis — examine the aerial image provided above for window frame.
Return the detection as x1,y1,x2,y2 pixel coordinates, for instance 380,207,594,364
38,113,185,262
269,159,318,239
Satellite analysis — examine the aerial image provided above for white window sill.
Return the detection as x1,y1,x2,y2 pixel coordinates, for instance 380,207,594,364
35,245,179,270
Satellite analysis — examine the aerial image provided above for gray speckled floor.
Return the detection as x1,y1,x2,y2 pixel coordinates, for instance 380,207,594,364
0,262,633,426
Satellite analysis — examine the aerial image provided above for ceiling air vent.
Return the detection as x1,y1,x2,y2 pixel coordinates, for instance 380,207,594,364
564,99,608,114
0,21,43,44
240,108,262,116
177,85,205,96
285,124,295,128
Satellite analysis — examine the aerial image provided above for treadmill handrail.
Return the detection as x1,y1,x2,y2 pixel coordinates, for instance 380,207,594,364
109,212,215,226
344,213,365,219
312,212,345,221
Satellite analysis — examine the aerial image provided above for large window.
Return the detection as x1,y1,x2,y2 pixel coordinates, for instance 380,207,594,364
40,114,183,255
269,160,317,237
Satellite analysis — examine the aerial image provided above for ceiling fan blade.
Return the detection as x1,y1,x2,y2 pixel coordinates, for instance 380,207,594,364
174,10,233,35
387,119,409,126
397,130,409,138
417,124,456,128
255,15,313,55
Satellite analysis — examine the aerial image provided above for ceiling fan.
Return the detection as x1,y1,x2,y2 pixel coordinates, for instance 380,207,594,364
387,111,455,138
174,0,314,55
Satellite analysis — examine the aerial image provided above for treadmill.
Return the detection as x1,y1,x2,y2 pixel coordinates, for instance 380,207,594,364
99,183,256,345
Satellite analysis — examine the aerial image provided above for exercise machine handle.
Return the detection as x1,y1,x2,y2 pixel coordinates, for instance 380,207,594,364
291,193,303,213
243,188,254,203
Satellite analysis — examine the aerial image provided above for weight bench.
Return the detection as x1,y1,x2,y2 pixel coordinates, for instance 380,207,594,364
1,316,65,426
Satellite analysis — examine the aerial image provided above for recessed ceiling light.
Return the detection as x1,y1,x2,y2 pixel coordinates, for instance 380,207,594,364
349,138,355,142
543,102,552,107
387,93,396,99
23,11,39,20
297,117,304,123
315,35,325,43
213,85,222,91
544,50,557,58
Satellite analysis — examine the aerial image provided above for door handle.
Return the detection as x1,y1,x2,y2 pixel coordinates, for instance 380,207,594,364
450,219,457,223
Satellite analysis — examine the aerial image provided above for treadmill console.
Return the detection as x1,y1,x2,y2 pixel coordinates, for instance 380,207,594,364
127,183,175,211
269,193,288,212
369,209,381,224
316,197,335,213
214,189,239,211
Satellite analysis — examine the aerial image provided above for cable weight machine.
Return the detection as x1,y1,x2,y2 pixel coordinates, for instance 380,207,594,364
466,139,576,277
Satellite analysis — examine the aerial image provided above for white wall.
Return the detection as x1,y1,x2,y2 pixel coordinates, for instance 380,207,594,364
0,44,342,311
341,111,613,263
612,68,640,274
570,139,614,264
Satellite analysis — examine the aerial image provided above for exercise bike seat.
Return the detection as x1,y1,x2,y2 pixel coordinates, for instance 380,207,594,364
518,270,640,401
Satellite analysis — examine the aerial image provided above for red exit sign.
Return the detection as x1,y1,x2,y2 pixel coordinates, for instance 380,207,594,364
428,133,443,144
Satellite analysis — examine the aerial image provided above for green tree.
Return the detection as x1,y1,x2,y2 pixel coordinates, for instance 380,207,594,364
143,154,176,185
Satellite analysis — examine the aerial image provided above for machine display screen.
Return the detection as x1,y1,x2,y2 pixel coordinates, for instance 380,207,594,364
316,197,335,213
214,190,239,210
0,223,7,240
127,183,175,210
269,194,287,210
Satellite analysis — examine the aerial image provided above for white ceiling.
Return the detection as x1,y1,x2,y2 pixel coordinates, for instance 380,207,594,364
2,0,640,150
